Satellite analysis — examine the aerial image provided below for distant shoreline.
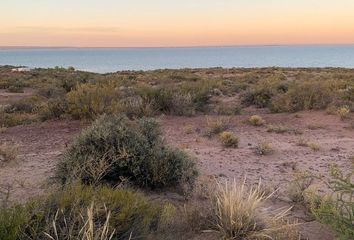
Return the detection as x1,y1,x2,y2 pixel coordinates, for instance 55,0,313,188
1,43,354,50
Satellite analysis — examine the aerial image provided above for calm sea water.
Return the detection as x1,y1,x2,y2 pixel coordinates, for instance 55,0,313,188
1,45,354,73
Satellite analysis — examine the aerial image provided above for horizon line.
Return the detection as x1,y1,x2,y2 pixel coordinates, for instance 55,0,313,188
1,43,354,49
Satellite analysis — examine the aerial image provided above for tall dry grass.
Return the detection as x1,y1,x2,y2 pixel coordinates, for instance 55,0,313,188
214,179,297,239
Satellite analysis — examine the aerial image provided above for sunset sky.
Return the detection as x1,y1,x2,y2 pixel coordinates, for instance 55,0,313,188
1,0,354,47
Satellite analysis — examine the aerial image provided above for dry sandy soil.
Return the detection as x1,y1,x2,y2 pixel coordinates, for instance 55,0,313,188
0,92,353,239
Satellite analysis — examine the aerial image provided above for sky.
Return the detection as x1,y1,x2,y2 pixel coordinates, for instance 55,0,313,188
1,0,354,47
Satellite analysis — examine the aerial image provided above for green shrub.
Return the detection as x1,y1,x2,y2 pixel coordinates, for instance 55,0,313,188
0,185,160,240
66,82,120,119
56,115,197,189
270,81,334,112
307,167,354,239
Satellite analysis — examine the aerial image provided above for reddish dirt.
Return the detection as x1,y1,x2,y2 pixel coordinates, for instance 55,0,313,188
0,88,35,105
1,109,353,239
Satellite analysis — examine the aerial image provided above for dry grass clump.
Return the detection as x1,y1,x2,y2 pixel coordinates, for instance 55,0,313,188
307,142,320,151
205,117,230,137
337,106,350,120
214,180,297,239
249,115,265,126
255,141,275,156
296,139,320,151
219,131,239,148
0,143,18,164
183,124,195,134
266,124,302,135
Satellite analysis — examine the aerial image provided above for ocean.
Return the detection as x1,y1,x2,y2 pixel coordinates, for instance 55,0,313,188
1,45,354,73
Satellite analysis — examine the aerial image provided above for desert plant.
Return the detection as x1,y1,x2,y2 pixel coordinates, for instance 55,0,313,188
0,143,18,164
287,171,314,203
214,179,297,239
307,167,354,239
0,185,160,240
249,115,265,126
56,115,197,189
219,131,239,148
66,82,120,119
307,142,320,152
205,117,230,137
255,141,275,156
337,106,350,120
266,124,302,135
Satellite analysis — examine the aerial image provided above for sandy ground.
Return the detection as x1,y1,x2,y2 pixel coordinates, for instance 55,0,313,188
0,92,353,239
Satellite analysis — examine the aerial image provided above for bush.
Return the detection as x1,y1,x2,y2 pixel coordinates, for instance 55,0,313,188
0,185,160,240
255,141,275,156
205,117,230,137
270,81,334,112
219,131,239,148
249,115,265,126
66,82,120,119
337,106,350,120
56,115,197,189
307,167,354,239
0,143,18,165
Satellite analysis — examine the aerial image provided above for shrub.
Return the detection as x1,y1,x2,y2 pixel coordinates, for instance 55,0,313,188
270,81,334,112
266,124,302,135
0,185,160,240
337,106,350,120
0,143,18,164
249,115,265,126
214,180,297,239
255,141,275,156
307,142,320,151
307,167,354,239
205,117,230,137
66,82,120,119
219,131,239,148
0,113,38,127
56,115,197,189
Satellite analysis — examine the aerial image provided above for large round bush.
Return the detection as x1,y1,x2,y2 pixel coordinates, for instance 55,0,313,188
57,115,197,189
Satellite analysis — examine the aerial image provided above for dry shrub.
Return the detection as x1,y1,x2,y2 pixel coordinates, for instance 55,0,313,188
266,124,302,135
0,143,18,164
255,141,275,156
214,180,298,239
249,115,265,126
219,131,239,148
205,117,230,137
337,106,350,120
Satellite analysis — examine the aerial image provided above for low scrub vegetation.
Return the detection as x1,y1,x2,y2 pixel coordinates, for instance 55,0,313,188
219,131,239,148
255,141,275,156
305,167,354,239
205,116,230,137
0,185,161,240
1,67,354,127
57,115,198,189
0,143,18,165
249,115,265,126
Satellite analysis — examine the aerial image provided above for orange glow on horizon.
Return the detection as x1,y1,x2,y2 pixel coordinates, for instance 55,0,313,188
1,0,354,47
